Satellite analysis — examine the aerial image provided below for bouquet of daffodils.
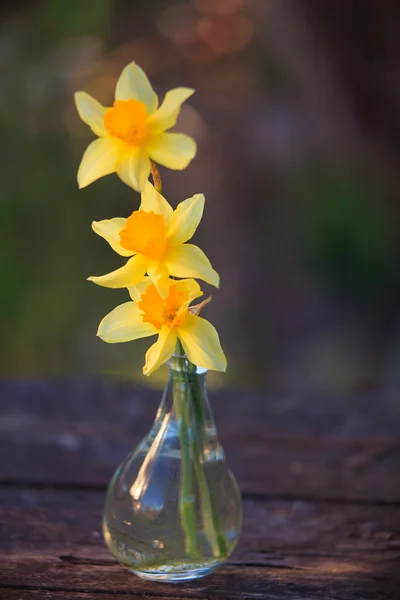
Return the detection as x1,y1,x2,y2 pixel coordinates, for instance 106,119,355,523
75,62,226,376
73,64,241,579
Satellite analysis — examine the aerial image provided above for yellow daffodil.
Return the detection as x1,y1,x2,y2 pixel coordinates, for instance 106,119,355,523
88,181,219,289
97,277,227,375
75,62,196,191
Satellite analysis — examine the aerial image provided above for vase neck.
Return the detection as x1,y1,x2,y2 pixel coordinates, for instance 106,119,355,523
152,354,215,439
168,353,208,377
145,352,223,490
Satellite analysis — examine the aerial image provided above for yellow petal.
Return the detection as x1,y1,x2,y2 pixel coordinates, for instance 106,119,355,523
147,261,169,294
128,276,152,302
116,148,151,191
147,88,194,135
92,218,132,257
140,181,173,225
173,278,203,303
152,276,202,304
75,92,107,137
165,244,219,287
178,315,227,372
173,278,203,319
115,62,158,114
77,138,122,188
146,133,196,170
167,194,205,246
88,254,149,288
98,301,157,343
143,327,177,376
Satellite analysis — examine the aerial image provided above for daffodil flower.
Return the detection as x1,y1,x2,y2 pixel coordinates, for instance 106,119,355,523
88,181,219,289
97,277,227,375
75,62,196,191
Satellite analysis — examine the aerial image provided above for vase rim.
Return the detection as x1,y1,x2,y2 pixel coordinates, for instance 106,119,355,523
168,354,208,375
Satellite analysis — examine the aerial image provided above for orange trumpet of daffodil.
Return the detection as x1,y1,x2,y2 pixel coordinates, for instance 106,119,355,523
75,62,196,191
97,277,227,376
88,181,219,289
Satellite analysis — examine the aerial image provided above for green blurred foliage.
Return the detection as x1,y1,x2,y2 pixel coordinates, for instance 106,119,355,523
304,172,396,302
42,0,112,37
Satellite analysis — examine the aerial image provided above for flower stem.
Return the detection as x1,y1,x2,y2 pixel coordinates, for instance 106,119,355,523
150,161,162,194
172,351,199,559
188,362,229,557
175,341,228,558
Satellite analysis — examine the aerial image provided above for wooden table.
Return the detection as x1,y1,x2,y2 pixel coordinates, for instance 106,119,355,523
1,380,400,599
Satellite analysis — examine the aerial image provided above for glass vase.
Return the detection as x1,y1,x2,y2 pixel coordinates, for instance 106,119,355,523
103,352,242,582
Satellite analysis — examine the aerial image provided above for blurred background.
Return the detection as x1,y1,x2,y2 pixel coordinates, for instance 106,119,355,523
2,0,400,392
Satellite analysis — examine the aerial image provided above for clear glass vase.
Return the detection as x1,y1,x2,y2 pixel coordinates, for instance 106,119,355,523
103,353,242,582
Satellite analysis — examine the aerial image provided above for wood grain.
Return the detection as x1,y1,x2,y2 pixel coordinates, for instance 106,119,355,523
1,380,400,502
1,380,399,599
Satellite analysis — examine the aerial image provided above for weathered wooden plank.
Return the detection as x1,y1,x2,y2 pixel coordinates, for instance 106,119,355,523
2,380,400,436
0,591,186,600
1,488,400,563
2,428,400,501
0,486,399,600
2,382,400,599
0,555,397,600
2,391,400,502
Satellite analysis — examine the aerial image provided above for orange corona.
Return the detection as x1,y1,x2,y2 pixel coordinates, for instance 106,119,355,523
119,211,168,260
104,100,148,145
139,284,188,330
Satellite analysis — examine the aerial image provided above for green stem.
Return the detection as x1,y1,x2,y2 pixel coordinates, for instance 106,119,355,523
188,363,229,557
172,352,199,559
175,341,228,558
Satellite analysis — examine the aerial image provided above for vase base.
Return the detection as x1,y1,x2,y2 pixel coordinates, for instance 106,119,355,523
132,564,218,582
